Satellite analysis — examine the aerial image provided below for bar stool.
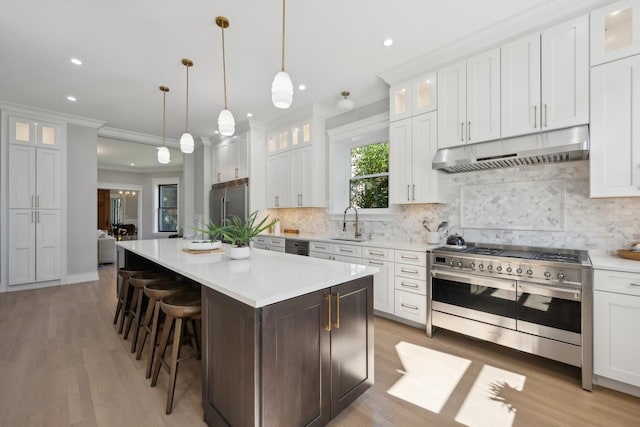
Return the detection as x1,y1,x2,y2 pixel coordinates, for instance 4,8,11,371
151,291,202,414
135,280,191,377
124,273,170,352
113,267,154,333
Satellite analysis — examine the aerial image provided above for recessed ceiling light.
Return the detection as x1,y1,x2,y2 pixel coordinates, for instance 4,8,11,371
66,95,77,102
298,84,307,91
130,163,135,166
383,38,394,47
70,58,83,66
246,112,253,118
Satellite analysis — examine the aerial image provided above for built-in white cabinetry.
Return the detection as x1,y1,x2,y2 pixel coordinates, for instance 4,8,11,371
393,249,427,324
591,0,640,66
213,133,248,183
389,112,443,204
594,269,640,388
361,246,395,314
389,72,437,122
501,15,589,138
5,114,64,286
252,236,285,252
438,48,501,148
590,54,640,197
266,106,326,209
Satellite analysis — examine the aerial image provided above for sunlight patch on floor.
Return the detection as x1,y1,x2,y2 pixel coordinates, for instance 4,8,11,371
387,341,471,413
455,364,526,427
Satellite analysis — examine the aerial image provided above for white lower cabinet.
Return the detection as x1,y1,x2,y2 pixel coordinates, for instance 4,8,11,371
252,236,285,253
362,246,395,314
594,269,640,388
394,249,428,324
394,290,427,324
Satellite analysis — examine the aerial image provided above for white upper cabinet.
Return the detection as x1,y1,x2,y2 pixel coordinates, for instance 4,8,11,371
500,15,588,138
267,120,311,154
438,49,500,148
590,54,640,197
591,0,640,66
501,33,542,138
214,133,248,183
541,15,589,130
9,116,62,149
390,72,437,122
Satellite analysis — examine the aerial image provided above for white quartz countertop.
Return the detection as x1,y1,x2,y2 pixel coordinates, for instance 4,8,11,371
590,252,640,274
259,232,443,252
117,239,378,308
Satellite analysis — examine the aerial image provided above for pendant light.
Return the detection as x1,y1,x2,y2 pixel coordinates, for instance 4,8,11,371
180,58,195,153
158,86,171,164
216,16,235,136
337,90,354,111
271,0,293,109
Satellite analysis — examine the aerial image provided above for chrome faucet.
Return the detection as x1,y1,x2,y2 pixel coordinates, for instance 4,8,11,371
342,205,361,239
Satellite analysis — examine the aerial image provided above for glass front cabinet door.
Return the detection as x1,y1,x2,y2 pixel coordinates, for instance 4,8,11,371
9,116,61,149
591,0,640,66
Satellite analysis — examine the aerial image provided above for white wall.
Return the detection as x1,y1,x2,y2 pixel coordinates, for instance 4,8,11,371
67,124,99,282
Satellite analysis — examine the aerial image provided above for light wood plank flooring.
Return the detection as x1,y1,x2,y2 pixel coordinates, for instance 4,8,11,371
0,264,638,426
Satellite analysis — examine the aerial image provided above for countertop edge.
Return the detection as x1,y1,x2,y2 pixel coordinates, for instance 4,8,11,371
589,252,640,274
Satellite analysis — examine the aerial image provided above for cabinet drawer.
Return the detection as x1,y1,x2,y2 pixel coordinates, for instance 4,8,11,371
252,243,267,250
267,237,285,247
334,254,362,264
334,244,362,257
594,269,640,296
310,251,333,260
362,246,394,261
310,241,333,253
394,276,426,295
395,263,427,281
255,236,268,244
395,250,426,266
394,290,426,324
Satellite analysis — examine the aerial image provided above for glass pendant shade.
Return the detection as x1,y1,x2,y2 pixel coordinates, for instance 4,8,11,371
218,109,235,136
337,97,354,111
271,71,293,109
180,132,194,153
157,146,171,164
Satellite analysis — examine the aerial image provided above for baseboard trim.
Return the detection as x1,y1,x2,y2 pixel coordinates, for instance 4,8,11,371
594,375,640,398
66,272,100,285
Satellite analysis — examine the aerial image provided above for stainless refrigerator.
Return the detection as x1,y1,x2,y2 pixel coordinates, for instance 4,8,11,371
209,177,249,225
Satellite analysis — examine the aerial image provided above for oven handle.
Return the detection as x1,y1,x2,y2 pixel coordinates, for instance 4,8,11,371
431,270,516,291
517,282,581,301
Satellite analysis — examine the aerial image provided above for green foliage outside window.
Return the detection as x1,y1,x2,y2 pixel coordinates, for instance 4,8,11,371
350,142,389,209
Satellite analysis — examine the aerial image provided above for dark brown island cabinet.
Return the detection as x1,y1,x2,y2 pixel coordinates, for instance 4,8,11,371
202,276,374,427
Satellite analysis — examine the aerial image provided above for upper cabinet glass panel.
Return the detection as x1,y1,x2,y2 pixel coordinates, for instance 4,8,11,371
279,131,289,150
412,72,437,115
10,117,35,145
268,135,276,153
591,0,640,66
41,126,56,146
303,123,311,143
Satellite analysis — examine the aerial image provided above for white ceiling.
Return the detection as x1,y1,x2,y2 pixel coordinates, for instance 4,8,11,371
0,0,603,169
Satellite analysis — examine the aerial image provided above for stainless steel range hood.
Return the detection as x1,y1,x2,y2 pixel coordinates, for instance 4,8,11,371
432,125,589,173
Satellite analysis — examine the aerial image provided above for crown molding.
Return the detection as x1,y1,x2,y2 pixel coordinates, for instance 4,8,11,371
0,100,106,128
99,126,180,148
98,164,183,174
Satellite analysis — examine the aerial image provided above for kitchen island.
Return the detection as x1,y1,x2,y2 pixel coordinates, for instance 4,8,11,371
117,238,377,427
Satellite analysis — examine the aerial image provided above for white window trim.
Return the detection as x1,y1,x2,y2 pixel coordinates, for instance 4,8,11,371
328,113,393,218
152,177,180,236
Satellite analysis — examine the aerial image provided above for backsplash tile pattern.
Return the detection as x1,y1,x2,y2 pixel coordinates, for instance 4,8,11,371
268,161,640,253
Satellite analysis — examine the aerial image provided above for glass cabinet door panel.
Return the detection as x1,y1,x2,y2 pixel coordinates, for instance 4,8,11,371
591,0,640,66
303,123,311,143
268,135,276,153
413,72,437,114
41,125,56,146
394,89,407,116
291,127,299,146
279,131,288,150
605,7,632,52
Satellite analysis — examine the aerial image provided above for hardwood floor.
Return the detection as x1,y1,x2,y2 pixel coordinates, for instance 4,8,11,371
0,264,638,426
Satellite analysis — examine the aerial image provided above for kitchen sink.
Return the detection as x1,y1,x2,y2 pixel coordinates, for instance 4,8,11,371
329,237,368,242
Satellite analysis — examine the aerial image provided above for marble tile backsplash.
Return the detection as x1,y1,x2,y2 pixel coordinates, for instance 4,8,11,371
267,161,640,253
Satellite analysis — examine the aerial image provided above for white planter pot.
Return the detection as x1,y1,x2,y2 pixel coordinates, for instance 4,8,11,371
229,245,251,260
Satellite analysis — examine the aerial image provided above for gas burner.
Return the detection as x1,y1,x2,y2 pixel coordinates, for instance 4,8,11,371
534,252,580,263
466,247,503,256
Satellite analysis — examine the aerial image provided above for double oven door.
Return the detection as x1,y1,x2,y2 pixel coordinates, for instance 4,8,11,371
431,270,582,345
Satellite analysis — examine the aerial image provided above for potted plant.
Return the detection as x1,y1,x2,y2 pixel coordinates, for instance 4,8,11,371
185,222,224,250
220,211,278,259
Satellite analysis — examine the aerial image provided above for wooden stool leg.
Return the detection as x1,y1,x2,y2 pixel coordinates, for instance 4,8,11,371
166,317,184,414
146,302,162,379
123,287,139,339
136,297,157,360
118,280,132,333
151,314,174,387
130,289,145,353
114,276,128,325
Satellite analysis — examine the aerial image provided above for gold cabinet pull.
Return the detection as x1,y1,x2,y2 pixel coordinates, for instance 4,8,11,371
334,292,340,329
467,121,471,141
460,122,464,141
325,294,332,331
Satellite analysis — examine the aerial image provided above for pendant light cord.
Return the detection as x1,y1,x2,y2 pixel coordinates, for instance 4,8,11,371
162,89,166,147
185,66,189,132
281,0,286,71
221,26,228,109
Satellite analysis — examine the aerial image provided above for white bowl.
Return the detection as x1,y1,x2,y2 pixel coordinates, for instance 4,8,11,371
184,240,222,251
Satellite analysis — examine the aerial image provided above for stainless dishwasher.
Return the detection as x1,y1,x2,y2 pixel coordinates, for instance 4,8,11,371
285,239,309,256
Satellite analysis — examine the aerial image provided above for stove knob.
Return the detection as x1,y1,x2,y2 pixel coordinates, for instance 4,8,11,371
516,268,523,274
506,266,513,273
479,264,485,270
544,271,551,279
496,266,503,272
457,261,463,268
449,260,454,267
470,262,476,269
487,265,493,271
558,272,565,280
526,269,533,276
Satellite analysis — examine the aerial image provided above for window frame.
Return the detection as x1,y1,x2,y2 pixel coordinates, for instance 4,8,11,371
348,141,390,209
152,177,180,236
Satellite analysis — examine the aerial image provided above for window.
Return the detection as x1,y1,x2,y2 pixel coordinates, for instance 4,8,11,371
349,142,389,208
158,184,178,232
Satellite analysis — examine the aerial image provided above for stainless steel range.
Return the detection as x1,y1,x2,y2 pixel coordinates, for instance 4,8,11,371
428,243,592,390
